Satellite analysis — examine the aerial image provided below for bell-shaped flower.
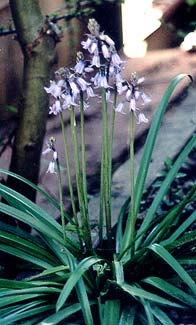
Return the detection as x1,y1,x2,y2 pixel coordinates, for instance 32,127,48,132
76,76,90,92
137,112,148,124
115,102,126,114
99,33,115,46
81,35,93,51
43,138,58,174
46,161,56,174
44,79,64,98
141,92,151,105
111,49,122,66
74,59,86,74
91,69,110,89
62,92,77,110
91,53,101,68
101,42,110,59
69,80,80,98
86,85,96,99
49,100,62,115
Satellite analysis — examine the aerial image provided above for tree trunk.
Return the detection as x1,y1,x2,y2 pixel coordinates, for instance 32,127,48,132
8,0,56,202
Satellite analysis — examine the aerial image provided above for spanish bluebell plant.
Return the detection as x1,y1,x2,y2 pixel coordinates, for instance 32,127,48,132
0,19,196,324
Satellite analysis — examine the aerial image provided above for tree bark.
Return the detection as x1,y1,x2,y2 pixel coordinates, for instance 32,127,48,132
8,0,56,201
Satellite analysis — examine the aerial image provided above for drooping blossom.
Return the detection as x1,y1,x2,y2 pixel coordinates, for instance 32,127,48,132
137,112,149,124
43,137,58,174
47,161,56,174
49,99,62,115
91,67,110,89
73,52,93,75
44,79,64,98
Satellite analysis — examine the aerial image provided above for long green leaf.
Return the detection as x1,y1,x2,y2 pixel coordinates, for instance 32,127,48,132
0,202,64,244
119,305,136,325
152,306,174,325
0,168,62,213
165,229,196,251
140,298,155,325
75,278,94,325
0,300,45,319
136,134,196,249
0,183,62,233
37,303,82,324
0,294,45,308
0,304,53,325
56,256,103,311
116,198,130,254
178,257,196,265
116,282,182,307
102,300,120,325
0,278,62,290
26,265,69,281
41,235,94,323
0,184,80,252
0,229,59,266
143,276,196,308
134,74,191,218
161,210,196,246
149,244,196,295
0,286,60,297
0,243,53,269
0,220,47,248
142,184,196,246
0,279,38,290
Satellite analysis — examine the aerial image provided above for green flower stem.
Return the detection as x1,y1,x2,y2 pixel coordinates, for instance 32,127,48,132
56,158,66,242
59,112,77,222
80,92,88,209
101,88,111,243
99,89,117,244
70,107,92,252
59,112,82,247
108,89,117,197
121,110,135,256
99,144,104,244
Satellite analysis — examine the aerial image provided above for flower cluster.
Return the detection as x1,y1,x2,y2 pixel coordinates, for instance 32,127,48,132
47,18,150,117
43,19,151,172
44,18,150,121
44,66,95,115
116,72,150,123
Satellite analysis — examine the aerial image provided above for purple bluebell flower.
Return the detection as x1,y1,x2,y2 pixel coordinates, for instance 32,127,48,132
115,73,150,123
44,79,64,98
91,68,110,89
49,100,62,115
43,137,58,174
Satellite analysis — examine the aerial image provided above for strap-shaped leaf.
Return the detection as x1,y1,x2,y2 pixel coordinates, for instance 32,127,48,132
0,304,53,325
149,244,196,295
56,256,103,311
116,282,182,308
134,74,192,218
0,202,63,244
0,229,59,266
102,300,120,325
143,276,196,308
0,183,62,232
136,134,196,249
161,210,196,246
151,306,174,325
